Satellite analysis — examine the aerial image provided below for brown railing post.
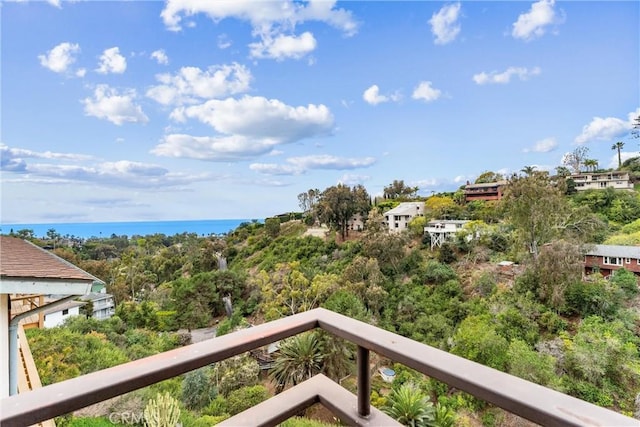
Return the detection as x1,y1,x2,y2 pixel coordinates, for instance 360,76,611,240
357,345,370,418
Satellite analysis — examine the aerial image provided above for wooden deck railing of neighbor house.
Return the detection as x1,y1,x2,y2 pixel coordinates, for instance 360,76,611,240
1,308,637,427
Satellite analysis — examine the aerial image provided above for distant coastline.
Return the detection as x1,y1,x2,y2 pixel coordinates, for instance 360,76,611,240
0,219,257,239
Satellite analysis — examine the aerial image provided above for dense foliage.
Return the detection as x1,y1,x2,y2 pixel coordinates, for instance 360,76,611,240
14,173,640,425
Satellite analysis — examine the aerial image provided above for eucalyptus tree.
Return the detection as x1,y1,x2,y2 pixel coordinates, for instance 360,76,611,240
383,179,419,199
502,171,603,259
562,146,589,173
316,184,370,240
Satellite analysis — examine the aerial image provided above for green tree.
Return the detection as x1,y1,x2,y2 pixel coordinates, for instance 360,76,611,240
609,268,639,297
226,385,270,415
474,171,504,184
502,172,602,258
256,262,338,320
533,240,584,309
181,368,216,410
425,196,457,219
265,217,281,238
507,340,556,386
298,188,321,220
317,184,370,240
270,332,324,392
521,165,537,176
383,382,435,427
450,316,509,370
383,179,419,200
583,159,598,172
611,141,625,169
170,272,220,329
214,353,261,396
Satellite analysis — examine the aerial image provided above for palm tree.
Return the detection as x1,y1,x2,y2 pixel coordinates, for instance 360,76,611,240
521,165,537,176
584,159,598,172
270,332,324,393
612,141,624,169
383,382,435,426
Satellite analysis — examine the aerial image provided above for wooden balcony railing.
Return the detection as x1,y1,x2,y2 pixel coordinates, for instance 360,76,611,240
1,308,636,427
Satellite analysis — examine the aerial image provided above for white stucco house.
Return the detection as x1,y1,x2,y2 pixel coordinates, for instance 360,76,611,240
80,292,115,320
424,220,469,249
42,300,85,328
572,172,634,191
382,202,425,233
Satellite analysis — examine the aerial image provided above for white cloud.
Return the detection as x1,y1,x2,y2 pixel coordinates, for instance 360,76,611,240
512,0,561,41
161,0,357,34
1,143,91,172
150,49,169,65
170,95,333,143
152,134,278,161
82,85,149,125
147,63,252,106
75,68,87,78
523,137,557,153
288,154,375,170
218,34,232,49
250,154,376,176
610,151,640,168
1,144,212,188
363,85,386,105
429,3,462,45
96,47,127,74
249,32,317,60
412,81,442,102
472,66,541,85
38,42,80,73
338,174,370,185
574,114,632,144
160,0,357,60
154,95,334,162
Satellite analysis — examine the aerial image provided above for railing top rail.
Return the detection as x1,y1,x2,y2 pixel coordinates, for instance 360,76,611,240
1,308,637,427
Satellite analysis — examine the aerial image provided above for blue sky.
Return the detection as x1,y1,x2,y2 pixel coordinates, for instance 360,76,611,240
1,0,639,224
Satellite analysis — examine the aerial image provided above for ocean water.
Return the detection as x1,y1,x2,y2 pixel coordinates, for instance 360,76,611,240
0,219,256,239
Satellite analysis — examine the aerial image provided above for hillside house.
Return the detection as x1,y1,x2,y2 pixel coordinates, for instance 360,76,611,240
382,202,424,233
0,236,101,399
572,172,633,191
79,292,115,320
464,181,507,202
424,220,469,249
584,244,640,278
347,212,365,232
43,300,85,328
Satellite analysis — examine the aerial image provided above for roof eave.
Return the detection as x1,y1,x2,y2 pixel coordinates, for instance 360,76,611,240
0,278,93,295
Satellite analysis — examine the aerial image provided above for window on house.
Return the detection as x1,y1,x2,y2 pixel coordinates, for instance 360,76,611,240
62,309,69,315
625,258,631,264
604,257,623,266
395,223,399,228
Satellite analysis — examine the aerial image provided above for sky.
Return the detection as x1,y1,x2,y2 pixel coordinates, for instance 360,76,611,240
1,0,639,224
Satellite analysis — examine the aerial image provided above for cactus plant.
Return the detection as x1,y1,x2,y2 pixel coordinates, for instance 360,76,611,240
144,392,181,427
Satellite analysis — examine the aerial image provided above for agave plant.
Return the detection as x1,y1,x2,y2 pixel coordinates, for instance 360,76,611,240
383,382,435,427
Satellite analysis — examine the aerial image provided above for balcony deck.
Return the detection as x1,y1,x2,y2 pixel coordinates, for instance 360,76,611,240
1,308,636,427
